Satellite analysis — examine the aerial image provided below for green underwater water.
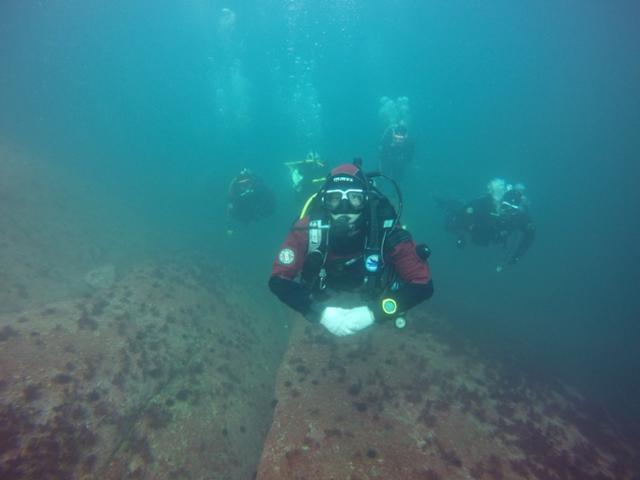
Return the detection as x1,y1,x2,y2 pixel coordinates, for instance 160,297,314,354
1,0,639,430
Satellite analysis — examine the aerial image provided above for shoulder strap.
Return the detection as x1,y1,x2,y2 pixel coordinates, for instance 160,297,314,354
303,217,329,290
308,219,326,253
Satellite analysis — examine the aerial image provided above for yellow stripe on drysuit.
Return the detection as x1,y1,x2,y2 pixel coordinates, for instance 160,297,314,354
299,193,318,220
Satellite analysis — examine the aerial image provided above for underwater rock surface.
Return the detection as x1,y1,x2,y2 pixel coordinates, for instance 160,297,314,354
2,145,638,479
84,265,117,290
0,148,118,313
257,311,640,480
0,263,286,479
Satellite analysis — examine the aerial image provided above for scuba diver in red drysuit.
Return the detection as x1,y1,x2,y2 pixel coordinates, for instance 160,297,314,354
269,161,433,336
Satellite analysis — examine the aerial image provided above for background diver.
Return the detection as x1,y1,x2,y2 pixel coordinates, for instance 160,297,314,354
378,121,415,180
269,161,433,337
227,168,276,234
437,178,535,272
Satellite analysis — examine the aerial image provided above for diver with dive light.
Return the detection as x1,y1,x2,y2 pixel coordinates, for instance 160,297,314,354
268,159,433,337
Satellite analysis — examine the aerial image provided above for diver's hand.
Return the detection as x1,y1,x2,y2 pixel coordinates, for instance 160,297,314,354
343,306,375,332
320,307,354,336
304,295,333,324
319,306,374,336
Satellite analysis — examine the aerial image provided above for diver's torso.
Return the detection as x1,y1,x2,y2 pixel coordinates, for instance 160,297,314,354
323,247,394,297
469,196,527,245
325,251,367,291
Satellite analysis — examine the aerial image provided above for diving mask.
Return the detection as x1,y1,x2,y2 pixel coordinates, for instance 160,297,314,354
324,188,366,213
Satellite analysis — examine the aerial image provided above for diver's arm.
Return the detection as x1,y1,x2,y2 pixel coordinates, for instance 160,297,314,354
453,199,484,238
372,232,433,321
268,276,313,315
228,178,238,199
268,276,332,323
370,281,433,322
509,219,535,264
452,207,471,247
269,218,321,320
